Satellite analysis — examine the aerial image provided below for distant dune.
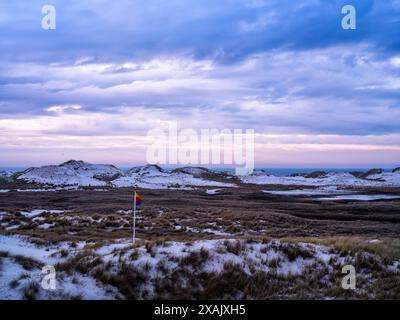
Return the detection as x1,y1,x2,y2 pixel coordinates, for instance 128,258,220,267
7,160,400,189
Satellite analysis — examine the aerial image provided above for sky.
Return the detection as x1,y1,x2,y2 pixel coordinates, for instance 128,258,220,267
0,0,400,168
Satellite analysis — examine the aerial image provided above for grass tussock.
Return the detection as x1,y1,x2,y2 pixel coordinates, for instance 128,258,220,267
55,251,103,275
22,281,39,300
224,240,245,255
280,243,315,262
179,248,210,269
93,262,148,299
13,255,43,271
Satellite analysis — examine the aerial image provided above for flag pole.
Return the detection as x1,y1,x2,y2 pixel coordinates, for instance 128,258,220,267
133,191,136,245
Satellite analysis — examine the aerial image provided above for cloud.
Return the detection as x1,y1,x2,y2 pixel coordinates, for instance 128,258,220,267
0,1,399,165
2,45,399,134
0,0,399,62
46,104,82,113
239,12,277,32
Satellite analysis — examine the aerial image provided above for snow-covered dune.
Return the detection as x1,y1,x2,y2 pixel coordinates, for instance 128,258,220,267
366,170,400,185
0,171,13,181
17,160,123,187
240,170,400,187
16,162,235,189
14,161,400,189
112,165,235,189
171,166,210,177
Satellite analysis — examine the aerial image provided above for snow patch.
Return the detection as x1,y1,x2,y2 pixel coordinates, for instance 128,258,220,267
206,189,221,195
20,209,65,218
262,186,348,196
314,194,400,201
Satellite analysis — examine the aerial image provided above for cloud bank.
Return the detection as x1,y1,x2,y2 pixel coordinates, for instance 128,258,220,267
0,0,399,166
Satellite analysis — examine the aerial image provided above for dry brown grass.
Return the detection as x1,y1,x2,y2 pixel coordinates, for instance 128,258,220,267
22,281,39,300
2,185,400,244
1,185,400,299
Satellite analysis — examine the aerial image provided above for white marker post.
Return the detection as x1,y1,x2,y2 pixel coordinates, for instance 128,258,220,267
133,191,137,245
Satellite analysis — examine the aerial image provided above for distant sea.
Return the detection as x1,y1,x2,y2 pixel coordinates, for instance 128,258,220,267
212,167,391,176
0,167,27,173
1,166,393,177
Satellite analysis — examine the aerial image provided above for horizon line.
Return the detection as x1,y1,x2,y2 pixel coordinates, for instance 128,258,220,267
1,163,399,170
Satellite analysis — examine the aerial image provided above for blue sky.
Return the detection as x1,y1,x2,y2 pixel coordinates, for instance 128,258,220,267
0,0,400,167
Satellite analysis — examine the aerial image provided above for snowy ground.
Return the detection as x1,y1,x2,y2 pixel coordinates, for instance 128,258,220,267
314,194,400,201
0,235,118,300
262,186,349,196
262,186,400,201
1,234,399,299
